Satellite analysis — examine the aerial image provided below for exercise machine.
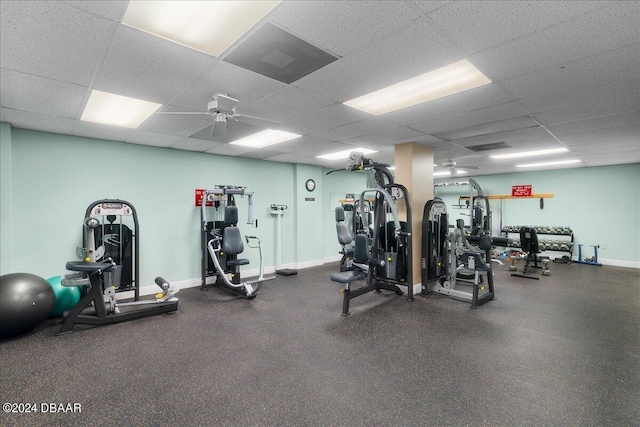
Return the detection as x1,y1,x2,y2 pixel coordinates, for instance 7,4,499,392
58,199,178,334
329,152,412,316
200,186,273,298
421,198,496,308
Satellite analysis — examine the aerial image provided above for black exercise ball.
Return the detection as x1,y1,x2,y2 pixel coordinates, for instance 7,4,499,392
0,273,55,338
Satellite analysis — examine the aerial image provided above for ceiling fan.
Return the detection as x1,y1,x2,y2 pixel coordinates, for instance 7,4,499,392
156,93,280,137
439,158,480,174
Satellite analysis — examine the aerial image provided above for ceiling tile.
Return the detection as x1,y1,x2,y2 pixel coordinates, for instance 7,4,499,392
125,130,183,148
60,1,127,22
241,150,286,160
275,137,352,157
139,106,215,137
534,95,640,125
0,1,115,85
93,25,218,104
205,144,255,156
447,126,553,149
0,69,86,118
345,126,426,146
433,116,538,141
520,73,640,113
241,86,335,123
169,138,221,152
169,60,286,112
548,111,640,135
293,17,465,102
314,117,402,141
570,140,639,154
262,153,311,164
430,1,611,54
283,103,371,135
0,108,76,135
410,1,449,15
410,101,530,135
73,120,134,141
500,44,640,99
270,1,422,56
559,124,640,146
471,2,640,80
382,84,517,127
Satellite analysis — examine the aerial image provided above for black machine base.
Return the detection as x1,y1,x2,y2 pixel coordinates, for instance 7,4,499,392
276,269,298,276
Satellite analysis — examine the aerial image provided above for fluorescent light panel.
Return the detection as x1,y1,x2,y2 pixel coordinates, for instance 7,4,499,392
516,159,581,168
80,90,161,128
229,129,300,148
344,59,491,115
491,147,569,159
316,148,377,161
433,170,468,177
122,1,281,57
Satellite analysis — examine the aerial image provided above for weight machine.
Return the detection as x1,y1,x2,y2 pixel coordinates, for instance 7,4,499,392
200,185,273,299
421,197,497,308
329,152,412,316
58,199,178,334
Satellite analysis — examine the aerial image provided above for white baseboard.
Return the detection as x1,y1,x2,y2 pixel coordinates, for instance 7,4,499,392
585,258,640,269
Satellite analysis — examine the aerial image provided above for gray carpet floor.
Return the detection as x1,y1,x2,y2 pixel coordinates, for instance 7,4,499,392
1,261,638,427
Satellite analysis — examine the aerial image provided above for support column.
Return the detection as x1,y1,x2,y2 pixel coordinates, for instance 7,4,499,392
394,143,434,291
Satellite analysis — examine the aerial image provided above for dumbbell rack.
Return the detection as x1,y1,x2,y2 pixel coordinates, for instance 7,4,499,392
502,225,574,259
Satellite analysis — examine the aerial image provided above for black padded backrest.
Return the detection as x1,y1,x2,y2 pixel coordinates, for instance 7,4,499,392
335,206,346,222
223,226,244,256
224,205,238,227
336,223,352,246
520,227,539,253
354,234,369,263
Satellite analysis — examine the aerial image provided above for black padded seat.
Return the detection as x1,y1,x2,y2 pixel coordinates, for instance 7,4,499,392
66,261,114,273
226,259,250,267
331,270,367,284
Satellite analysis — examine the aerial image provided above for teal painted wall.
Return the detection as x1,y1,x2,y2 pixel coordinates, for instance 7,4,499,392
1,122,13,274
434,164,640,266
1,123,638,285
4,127,299,283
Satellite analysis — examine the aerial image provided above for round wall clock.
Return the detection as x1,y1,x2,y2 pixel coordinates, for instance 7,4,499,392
305,179,316,192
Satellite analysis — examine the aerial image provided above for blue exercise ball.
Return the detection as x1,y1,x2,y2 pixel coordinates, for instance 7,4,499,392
0,273,55,338
46,276,81,317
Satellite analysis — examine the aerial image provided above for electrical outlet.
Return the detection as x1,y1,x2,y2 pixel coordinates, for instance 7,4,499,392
600,244,607,250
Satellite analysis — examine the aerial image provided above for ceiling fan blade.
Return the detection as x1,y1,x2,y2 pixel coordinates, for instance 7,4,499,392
457,165,480,170
156,111,211,115
234,114,280,129
211,120,227,137
214,94,239,112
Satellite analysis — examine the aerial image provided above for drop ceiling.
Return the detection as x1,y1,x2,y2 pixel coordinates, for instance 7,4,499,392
0,1,638,176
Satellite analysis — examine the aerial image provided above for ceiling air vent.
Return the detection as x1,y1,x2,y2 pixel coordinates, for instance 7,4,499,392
467,141,512,152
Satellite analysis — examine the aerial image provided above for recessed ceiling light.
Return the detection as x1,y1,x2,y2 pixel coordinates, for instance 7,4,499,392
80,89,161,128
122,1,281,57
229,129,300,148
516,159,581,168
491,147,569,159
344,59,491,115
433,170,469,177
316,148,377,160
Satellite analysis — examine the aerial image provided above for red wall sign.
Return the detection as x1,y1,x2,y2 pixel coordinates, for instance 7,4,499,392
512,185,532,197
195,189,214,207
